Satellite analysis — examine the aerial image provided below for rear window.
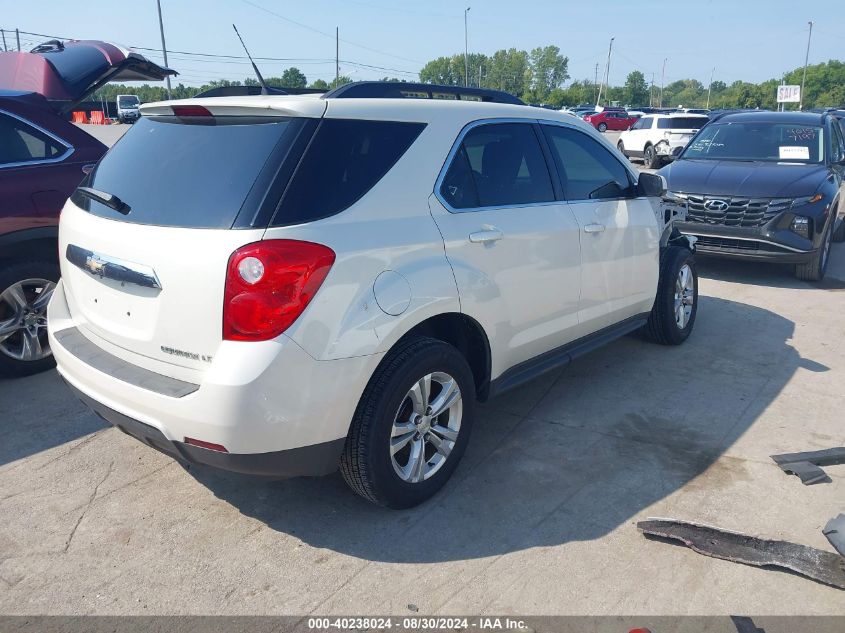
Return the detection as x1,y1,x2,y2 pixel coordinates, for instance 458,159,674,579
271,119,425,226
77,116,298,228
657,117,707,130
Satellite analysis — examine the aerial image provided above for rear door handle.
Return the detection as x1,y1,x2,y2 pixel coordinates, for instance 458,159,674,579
584,223,606,233
469,228,504,244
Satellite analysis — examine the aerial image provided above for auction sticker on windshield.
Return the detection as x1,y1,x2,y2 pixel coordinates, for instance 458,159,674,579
779,146,810,160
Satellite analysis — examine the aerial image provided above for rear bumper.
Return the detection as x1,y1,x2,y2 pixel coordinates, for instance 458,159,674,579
48,279,380,476
67,382,344,477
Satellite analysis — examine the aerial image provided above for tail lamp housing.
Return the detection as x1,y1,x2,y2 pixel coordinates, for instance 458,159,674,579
223,240,335,342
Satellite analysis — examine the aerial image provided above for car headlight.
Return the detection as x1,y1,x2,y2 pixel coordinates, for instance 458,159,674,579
791,194,823,207
664,191,688,201
791,216,810,239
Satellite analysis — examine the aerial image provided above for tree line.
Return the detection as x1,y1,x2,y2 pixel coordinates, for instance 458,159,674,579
93,47,845,111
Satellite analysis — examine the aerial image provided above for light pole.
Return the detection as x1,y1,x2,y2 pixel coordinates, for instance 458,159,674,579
464,7,471,87
659,57,667,108
800,21,813,111
156,0,172,100
706,67,715,109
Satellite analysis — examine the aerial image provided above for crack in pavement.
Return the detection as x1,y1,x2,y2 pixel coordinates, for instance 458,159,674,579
62,460,114,554
35,431,104,472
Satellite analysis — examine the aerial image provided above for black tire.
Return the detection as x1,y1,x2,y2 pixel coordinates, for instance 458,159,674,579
617,140,627,157
643,144,661,169
340,336,476,509
795,219,833,281
832,215,845,243
0,259,60,378
598,122,608,133
642,246,698,345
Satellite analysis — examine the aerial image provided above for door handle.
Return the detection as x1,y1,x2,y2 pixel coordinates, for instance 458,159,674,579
584,223,606,233
469,228,504,244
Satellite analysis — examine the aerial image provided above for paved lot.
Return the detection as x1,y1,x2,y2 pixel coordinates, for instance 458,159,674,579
2,125,844,616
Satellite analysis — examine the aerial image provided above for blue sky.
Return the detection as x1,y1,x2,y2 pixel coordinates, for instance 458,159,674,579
3,0,844,87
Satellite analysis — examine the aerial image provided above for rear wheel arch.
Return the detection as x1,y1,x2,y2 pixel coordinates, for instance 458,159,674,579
0,231,59,265
392,313,492,401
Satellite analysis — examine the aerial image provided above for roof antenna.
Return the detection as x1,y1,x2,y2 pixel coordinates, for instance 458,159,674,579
232,24,269,95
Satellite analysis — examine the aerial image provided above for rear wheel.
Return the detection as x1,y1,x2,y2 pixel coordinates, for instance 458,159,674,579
642,246,698,345
795,220,833,281
643,144,661,169
598,122,608,133
340,336,476,508
0,260,59,377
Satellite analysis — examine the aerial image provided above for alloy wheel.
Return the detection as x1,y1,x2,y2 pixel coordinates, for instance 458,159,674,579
0,278,56,362
390,371,463,483
674,264,695,329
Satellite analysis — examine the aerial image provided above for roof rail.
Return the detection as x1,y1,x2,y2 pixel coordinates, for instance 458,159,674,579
322,81,524,105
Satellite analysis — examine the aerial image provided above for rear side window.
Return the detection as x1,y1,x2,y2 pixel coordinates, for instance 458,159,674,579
272,119,425,226
440,122,554,209
657,117,707,129
0,112,66,165
78,116,299,228
542,125,634,200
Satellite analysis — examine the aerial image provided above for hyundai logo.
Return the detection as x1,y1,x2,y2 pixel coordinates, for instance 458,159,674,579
704,199,730,212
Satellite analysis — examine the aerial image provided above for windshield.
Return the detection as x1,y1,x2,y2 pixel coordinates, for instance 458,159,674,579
118,96,140,107
682,122,825,163
658,117,707,130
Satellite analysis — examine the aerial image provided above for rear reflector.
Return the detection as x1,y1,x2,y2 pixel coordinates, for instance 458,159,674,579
184,437,228,453
223,240,336,342
171,105,213,117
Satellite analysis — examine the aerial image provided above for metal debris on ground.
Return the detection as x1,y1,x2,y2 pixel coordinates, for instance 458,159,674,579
770,447,845,485
823,514,845,558
637,518,845,590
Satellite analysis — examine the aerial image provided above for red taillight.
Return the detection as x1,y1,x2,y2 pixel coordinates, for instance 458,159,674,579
172,105,212,117
184,437,228,453
223,240,335,342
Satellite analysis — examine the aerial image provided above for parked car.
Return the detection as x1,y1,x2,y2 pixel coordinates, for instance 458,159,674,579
661,111,845,281
584,109,639,132
618,113,709,168
116,94,141,123
0,40,174,377
48,83,698,508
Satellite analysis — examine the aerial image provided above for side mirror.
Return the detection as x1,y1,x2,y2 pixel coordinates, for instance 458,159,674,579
638,172,667,197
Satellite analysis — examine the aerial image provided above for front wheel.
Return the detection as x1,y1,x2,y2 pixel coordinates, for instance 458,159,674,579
795,219,833,281
617,140,627,157
597,123,608,133
340,336,476,508
642,246,698,345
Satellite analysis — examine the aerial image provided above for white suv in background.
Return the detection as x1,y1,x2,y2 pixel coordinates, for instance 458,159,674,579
618,113,709,168
48,83,699,508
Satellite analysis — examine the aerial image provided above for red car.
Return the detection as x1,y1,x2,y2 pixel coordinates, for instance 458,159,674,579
584,109,639,133
0,40,174,377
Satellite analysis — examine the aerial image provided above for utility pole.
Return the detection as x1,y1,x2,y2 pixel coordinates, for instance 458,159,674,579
594,63,599,102
464,7,471,87
1,30,7,52
15,28,20,51
659,57,667,108
478,64,482,88
650,72,655,107
706,67,715,109
156,0,172,99
800,20,813,111
596,36,613,108
335,27,339,88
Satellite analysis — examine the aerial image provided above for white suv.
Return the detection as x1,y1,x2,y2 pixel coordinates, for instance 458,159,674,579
618,113,709,169
48,84,699,508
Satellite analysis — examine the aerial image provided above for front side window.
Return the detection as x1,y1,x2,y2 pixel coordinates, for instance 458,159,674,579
0,112,66,165
440,122,554,209
542,125,634,201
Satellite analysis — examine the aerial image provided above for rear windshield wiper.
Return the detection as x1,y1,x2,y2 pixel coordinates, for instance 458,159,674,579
75,186,131,215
